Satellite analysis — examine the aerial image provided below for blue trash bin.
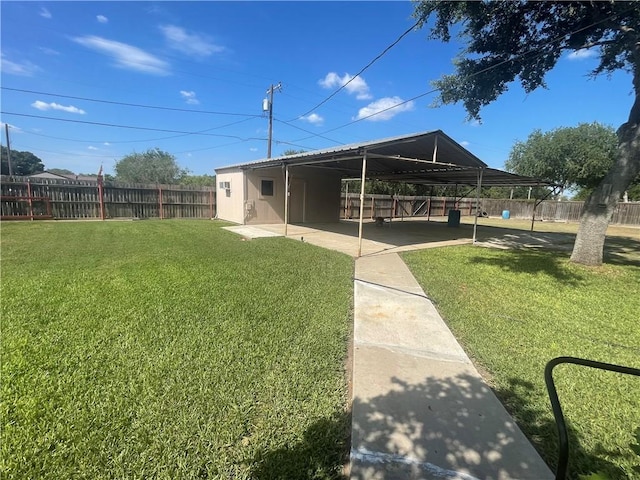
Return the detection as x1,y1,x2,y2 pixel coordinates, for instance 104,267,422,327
502,210,510,220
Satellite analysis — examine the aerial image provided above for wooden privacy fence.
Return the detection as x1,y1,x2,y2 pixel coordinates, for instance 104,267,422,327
340,193,640,226
1,175,216,220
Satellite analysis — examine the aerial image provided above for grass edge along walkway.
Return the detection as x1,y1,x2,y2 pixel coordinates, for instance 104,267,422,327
1,220,354,479
402,245,640,480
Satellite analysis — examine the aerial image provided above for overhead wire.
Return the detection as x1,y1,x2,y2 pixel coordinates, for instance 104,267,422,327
2,87,261,117
273,118,345,145
19,116,260,144
290,15,425,122
290,5,630,144
0,111,266,142
5,6,629,158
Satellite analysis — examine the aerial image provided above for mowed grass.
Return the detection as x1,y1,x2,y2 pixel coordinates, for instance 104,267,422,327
403,246,640,479
1,220,353,479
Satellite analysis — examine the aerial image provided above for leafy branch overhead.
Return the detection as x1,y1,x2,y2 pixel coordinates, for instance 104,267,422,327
413,0,640,266
414,1,640,120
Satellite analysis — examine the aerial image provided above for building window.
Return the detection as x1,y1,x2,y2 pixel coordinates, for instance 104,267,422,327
261,179,274,197
219,180,231,197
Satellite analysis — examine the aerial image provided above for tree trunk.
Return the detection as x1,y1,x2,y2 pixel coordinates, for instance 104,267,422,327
570,66,640,266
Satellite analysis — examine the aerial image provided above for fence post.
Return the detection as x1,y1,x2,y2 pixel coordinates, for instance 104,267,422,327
27,179,34,220
370,196,375,219
209,189,214,219
97,175,105,220
159,186,163,220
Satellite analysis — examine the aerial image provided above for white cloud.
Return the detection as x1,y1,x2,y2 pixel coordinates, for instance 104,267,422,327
1,122,23,133
39,8,52,19
300,113,324,125
72,35,170,75
567,48,597,61
32,100,86,115
180,90,200,105
159,25,224,57
460,140,470,147
1,53,39,76
467,119,481,127
319,72,372,100
97,15,109,24
103,142,111,146
249,147,258,152
39,47,60,55
354,96,414,121
88,146,98,150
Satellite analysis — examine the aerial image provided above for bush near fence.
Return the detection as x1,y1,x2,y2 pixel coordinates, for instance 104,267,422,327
340,194,640,226
1,175,216,220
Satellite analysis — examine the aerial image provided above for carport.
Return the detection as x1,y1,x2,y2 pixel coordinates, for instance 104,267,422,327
254,130,548,256
238,130,549,256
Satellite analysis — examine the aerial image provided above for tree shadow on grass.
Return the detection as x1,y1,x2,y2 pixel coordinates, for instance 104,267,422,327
468,249,586,284
249,372,629,480
250,409,351,479
603,235,640,267
493,377,628,480
476,225,640,268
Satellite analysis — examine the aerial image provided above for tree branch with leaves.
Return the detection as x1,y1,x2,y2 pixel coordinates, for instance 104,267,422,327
413,0,640,265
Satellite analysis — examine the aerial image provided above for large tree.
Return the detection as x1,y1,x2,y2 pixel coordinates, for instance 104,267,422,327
1,146,45,175
114,148,186,184
505,122,619,195
179,174,216,187
414,1,640,266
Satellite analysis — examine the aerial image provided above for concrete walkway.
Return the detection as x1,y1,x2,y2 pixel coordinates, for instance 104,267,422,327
350,253,553,480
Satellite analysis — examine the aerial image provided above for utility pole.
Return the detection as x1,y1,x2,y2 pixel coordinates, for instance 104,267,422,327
263,82,282,158
5,123,13,176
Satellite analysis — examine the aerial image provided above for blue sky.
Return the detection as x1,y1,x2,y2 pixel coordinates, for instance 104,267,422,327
1,1,634,176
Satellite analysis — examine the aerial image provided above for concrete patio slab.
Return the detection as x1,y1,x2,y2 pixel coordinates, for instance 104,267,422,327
249,220,473,257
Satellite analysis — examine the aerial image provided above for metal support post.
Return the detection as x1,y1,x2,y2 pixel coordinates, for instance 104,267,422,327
284,164,290,236
357,153,368,258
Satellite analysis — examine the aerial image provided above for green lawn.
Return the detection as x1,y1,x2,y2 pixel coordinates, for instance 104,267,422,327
1,220,353,479
403,246,640,479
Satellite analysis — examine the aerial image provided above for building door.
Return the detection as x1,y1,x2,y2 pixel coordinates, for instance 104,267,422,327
289,178,306,223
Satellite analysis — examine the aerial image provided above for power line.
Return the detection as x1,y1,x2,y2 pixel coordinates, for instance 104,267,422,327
20,116,259,144
290,15,424,121
289,6,628,143
26,146,117,158
1,111,265,141
292,90,436,143
273,139,317,152
2,87,261,117
273,118,345,145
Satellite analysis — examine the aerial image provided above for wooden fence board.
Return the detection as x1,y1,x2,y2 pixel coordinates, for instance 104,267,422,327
339,193,640,226
1,176,216,220
2,176,638,225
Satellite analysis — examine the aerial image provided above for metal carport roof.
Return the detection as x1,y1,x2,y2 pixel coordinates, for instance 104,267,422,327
219,130,552,187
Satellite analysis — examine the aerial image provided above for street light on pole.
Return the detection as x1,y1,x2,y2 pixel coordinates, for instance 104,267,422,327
263,82,282,159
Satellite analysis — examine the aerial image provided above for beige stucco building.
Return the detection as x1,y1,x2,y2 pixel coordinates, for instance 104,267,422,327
215,165,341,225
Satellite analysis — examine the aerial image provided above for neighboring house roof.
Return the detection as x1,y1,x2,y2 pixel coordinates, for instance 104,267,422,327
216,130,554,187
29,171,98,182
29,171,69,180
